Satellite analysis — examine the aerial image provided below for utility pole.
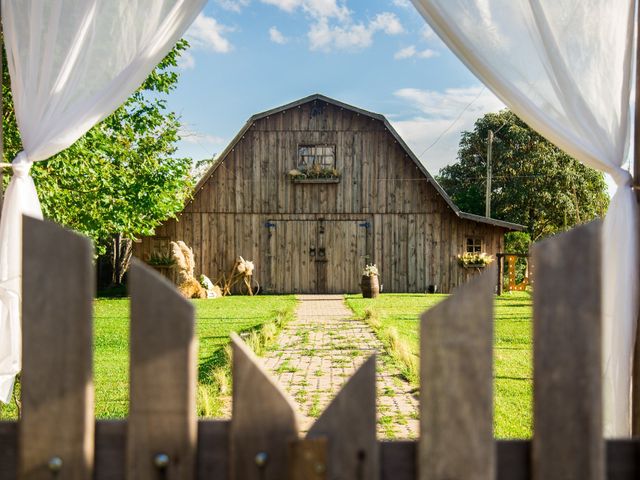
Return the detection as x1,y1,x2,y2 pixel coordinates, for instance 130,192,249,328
485,129,493,218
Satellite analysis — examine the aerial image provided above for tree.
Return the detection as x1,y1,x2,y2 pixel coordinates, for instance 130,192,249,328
3,40,194,284
437,110,609,241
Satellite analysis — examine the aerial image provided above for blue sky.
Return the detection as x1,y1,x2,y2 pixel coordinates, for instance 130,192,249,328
169,0,507,177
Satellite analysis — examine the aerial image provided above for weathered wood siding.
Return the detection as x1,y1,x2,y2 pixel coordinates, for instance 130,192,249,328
134,100,507,293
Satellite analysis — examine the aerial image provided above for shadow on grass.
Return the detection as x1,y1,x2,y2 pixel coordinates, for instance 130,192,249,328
198,347,228,385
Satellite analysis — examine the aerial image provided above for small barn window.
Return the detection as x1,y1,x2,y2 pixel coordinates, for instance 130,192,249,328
298,145,336,169
466,237,483,253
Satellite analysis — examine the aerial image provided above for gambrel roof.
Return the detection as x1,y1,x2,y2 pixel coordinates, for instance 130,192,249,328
195,93,523,231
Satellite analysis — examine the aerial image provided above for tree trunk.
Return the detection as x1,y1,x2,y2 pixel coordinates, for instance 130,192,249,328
111,233,133,285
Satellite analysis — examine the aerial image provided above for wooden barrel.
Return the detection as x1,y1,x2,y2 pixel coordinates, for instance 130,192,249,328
361,275,380,298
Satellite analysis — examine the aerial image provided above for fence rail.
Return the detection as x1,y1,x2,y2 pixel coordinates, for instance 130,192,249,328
0,216,628,479
2,423,640,479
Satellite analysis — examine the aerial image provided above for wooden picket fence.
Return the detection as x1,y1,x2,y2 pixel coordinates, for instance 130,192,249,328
0,217,639,479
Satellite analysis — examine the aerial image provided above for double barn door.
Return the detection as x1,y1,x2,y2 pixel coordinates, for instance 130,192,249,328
265,219,370,293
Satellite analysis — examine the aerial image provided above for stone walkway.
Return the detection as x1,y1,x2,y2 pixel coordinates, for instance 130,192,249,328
261,295,419,439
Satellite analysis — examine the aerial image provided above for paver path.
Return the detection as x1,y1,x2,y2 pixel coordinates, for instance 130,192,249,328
262,294,419,438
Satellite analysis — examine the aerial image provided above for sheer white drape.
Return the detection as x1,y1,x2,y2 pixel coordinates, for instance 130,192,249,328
410,0,636,436
0,0,205,403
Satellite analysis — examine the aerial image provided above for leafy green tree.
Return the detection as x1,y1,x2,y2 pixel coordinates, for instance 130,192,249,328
437,110,609,241
504,231,531,254
2,40,194,284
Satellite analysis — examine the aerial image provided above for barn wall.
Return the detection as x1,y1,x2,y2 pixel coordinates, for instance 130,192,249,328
134,101,508,293
183,103,442,216
135,212,505,294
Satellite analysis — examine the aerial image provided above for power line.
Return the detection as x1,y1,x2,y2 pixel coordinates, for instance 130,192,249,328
417,86,486,159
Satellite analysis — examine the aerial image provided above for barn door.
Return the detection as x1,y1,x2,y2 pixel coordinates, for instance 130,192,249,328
265,220,317,293
265,219,369,294
317,219,370,294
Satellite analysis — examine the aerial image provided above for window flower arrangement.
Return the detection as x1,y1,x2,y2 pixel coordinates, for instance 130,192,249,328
148,251,175,266
288,164,341,180
362,264,379,277
457,252,494,268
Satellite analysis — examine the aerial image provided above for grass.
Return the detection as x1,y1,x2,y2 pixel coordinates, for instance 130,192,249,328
0,295,297,420
345,291,532,439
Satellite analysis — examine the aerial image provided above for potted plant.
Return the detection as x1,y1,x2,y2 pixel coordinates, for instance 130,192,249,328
457,252,494,269
361,264,380,298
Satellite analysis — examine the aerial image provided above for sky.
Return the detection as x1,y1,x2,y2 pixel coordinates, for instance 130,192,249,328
169,0,507,178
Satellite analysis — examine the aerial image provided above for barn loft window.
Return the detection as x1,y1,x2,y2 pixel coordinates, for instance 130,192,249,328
298,145,336,169
466,237,483,253
289,144,341,183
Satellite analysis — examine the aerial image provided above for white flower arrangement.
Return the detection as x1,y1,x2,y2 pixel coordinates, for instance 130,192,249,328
362,264,379,277
457,252,494,267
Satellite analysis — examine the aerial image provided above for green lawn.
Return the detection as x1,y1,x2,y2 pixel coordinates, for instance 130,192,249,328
345,292,532,439
0,295,297,420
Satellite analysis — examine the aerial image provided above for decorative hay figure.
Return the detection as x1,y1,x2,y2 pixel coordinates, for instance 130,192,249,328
170,241,207,299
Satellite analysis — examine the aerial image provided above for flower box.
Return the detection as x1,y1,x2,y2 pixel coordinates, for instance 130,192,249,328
291,177,341,184
457,252,494,268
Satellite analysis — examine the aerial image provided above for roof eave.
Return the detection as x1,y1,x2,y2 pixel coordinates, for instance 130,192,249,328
458,212,525,231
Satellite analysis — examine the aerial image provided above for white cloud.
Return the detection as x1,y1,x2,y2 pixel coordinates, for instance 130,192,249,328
216,0,250,12
269,26,288,44
395,45,416,59
260,0,401,51
392,0,413,7
260,0,300,13
308,12,403,51
417,49,437,58
185,13,234,55
261,0,350,20
394,45,438,60
370,12,404,35
391,86,505,173
179,126,226,146
309,18,373,50
178,51,196,70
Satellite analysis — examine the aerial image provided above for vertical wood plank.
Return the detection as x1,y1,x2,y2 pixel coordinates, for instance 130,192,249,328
21,217,95,480
128,260,197,480
0,421,17,479
419,264,496,480
380,442,415,480
289,438,327,480
307,356,378,480
197,420,230,480
95,421,126,480
532,221,603,480
231,335,299,480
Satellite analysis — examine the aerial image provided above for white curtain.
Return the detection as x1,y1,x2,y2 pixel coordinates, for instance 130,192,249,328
0,0,205,404
410,0,636,436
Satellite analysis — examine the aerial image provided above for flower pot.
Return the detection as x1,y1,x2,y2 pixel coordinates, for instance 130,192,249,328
361,274,380,298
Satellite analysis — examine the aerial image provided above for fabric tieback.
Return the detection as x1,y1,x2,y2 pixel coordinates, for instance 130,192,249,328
11,152,32,179
612,168,633,188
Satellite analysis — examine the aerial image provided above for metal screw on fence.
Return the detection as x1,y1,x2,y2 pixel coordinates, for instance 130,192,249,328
47,456,63,473
255,451,269,468
154,453,170,470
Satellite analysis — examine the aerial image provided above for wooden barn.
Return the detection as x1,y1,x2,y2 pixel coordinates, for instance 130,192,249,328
134,94,521,294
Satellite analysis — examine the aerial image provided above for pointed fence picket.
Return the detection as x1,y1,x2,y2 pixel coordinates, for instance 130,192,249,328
0,217,639,480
